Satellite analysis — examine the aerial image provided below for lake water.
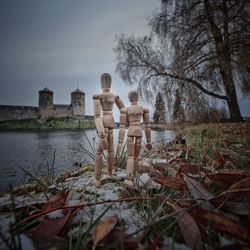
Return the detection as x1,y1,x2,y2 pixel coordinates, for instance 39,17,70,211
0,129,175,190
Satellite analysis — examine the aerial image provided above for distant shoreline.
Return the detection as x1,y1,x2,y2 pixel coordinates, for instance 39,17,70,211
2,119,248,132
0,117,95,131
0,119,178,131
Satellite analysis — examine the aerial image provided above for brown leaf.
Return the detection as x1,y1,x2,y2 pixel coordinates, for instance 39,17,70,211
210,178,250,215
185,175,214,200
185,175,215,210
31,235,69,250
153,162,178,177
190,208,250,242
207,169,249,188
215,243,246,250
151,176,184,190
92,215,118,250
177,164,210,178
32,211,71,237
119,186,141,199
214,150,227,166
100,229,139,250
229,176,250,190
167,150,183,163
211,199,250,215
137,164,163,178
42,192,67,211
170,203,203,250
146,234,162,250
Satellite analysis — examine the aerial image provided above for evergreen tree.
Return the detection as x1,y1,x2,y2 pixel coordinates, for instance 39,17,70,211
153,92,166,124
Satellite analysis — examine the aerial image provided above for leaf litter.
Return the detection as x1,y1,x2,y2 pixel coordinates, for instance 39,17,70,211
0,122,250,249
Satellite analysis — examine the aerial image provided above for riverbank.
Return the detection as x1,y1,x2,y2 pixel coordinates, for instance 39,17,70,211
0,122,249,249
150,122,176,130
1,120,177,131
0,117,95,130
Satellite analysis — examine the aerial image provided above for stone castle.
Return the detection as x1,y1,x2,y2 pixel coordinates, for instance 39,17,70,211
0,87,85,121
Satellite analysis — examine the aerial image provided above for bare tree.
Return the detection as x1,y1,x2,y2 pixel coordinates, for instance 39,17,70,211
114,0,250,122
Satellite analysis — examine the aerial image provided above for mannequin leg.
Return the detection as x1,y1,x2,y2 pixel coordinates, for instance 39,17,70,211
125,136,135,186
134,137,141,175
95,141,103,187
107,129,114,177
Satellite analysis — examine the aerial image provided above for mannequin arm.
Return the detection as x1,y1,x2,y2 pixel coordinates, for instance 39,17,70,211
115,95,125,110
143,108,152,150
117,108,127,154
93,94,107,150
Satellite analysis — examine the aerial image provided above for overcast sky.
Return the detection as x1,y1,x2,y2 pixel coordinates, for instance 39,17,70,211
0,0,249,119
0,0,159,119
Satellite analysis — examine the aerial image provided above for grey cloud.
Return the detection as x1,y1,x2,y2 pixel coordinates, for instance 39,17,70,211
0,0,167,120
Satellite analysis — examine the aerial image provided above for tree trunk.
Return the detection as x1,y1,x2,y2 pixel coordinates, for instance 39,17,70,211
219,63,243,122
219,59,243,122
204,0,243,122
225,86,243,122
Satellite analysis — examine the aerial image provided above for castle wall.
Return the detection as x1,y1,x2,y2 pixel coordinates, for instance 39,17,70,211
0,105,39,121
52,105,73,118
39,105,73,119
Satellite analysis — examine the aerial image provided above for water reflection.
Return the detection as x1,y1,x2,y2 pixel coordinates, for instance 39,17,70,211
151,130,175,145
0,129,175,190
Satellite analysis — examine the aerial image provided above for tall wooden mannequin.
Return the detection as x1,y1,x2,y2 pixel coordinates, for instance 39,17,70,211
117,90,152,186
93,73,125,187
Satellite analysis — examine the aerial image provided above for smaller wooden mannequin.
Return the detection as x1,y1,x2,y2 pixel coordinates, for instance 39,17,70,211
93,73,125,187
117,90,152,186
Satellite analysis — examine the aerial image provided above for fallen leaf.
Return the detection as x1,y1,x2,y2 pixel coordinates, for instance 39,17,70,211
151,176,184,190
185,175,215,209
31,235,69,250
153,163,178,177
207,169,249,188
100,229,139,250
170,203,203,250
211,199,250,215
137,164,163,178
167,150,183,163
42,192,67,211
214,150,227,166
185,175,214,200
177,164,209,178
210,178,250,215
229,176,250,190
92,215,118,250
214,243,246,250
32,210,71,237
190,208,250,243
146,234,162,250
119,186,141,199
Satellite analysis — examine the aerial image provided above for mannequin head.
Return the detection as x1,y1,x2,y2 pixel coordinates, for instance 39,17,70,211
128,90,138,104
101,73,111,91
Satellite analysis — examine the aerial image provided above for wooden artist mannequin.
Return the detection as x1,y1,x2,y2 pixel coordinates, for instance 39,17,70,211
93,73,125,187
117,90,152,186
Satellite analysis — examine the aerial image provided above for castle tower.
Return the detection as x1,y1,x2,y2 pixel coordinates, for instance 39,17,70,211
71,88,85,118
39,87,53,108
38,87,54,119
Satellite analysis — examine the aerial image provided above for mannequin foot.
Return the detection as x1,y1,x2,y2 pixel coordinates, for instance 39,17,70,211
95,179,101,188
107,173,120,181
124,179,134,187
